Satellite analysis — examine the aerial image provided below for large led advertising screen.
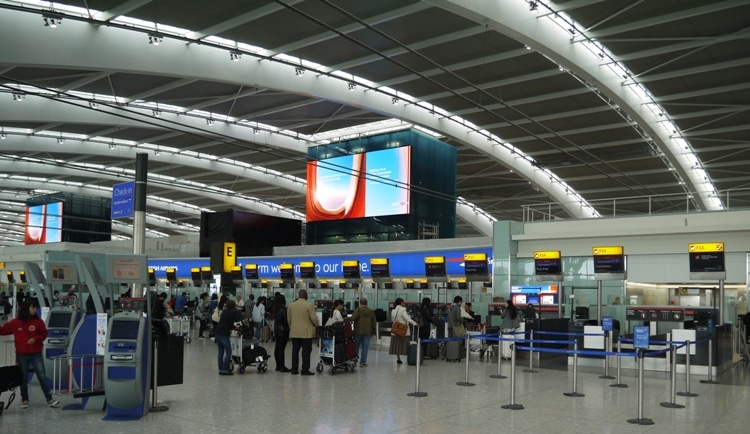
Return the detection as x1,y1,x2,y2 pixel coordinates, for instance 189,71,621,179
24,202,63,245
306,147,410,222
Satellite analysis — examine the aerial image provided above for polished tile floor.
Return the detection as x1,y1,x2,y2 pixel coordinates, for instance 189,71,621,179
1,332,748,434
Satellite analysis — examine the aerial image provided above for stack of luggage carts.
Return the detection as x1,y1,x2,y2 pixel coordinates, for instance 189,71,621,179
229,321,270,374
317,321,357,374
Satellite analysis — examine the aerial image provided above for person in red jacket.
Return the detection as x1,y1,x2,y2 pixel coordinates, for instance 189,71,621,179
0,300,60,409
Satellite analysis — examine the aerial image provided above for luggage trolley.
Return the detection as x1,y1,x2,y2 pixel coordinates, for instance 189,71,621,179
229,322,269,374
316,322,358,375
0,337,21,415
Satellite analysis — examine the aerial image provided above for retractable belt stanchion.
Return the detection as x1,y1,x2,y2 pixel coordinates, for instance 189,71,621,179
599,331,615,379
457,335,475,387
564,339,584,397
523,329,538,373
150,339,168,412
610,338,628,388
500,336,524,410
660,344,685,409
407,338,427,397
490,333,507,379
627,350,654,425
700,336,719,384
677,340,699,397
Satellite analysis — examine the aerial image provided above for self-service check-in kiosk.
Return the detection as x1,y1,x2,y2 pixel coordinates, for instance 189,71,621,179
104,298,149,420
45,305,79,387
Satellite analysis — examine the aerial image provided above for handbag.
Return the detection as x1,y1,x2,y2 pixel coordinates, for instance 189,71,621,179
211,308,220,322
453,324,466,337
391,320,408,337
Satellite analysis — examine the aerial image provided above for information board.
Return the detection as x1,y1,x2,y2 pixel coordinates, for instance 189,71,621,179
279,263,294,280
463,253,488,280
342,260,361,279
111,181,135,219
593,246,625,279
633,326,650,349
534,251,562,276
625,307,685,322
105,254,148,284
299,261,316,279
244,264,259,280
424,256,447,278
369,258,390,279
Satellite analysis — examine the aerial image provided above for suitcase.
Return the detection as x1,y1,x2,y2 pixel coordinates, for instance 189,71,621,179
242,346,269,364
426,342,440,360
0,365,23,413
434,317,446,339
501,338,514,359
443,340,461,362
407,343,424,366
343,321,355,339
334,342,347,365
344,339,357,360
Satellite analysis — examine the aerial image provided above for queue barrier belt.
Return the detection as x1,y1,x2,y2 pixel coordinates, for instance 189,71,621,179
534,331,605,337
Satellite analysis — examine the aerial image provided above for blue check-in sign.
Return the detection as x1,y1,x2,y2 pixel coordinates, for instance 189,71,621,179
602,316,613,332
111,181,135,219
633,326,650,349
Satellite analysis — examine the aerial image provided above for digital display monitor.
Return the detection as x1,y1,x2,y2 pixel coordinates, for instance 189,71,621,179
47,311,72,328
306,146,411,222
405,280,415,289
526,295,540,305
280,264,294,280
245,264,259,280
457,280,467,289
342,260,360,279
148,269,156,287
513,294,527,304
110,320,141,340
540,294,556,305
5,271,14,283
383,282,393,289
370,258,390,279
191,268,201,282
425,256,446,278
535,258,561,275
200,266,213,281
419,281,429,289
464,253,488,277
166,268,177,283
299,262,316,279
689,252,725,273
24,201,63,245
593,255,625,274
230,266,243,281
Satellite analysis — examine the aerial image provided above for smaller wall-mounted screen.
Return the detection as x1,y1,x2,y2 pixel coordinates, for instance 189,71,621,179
370,258,390,278
689,252,725,273
245,264,259,280
464,253,488,277
24,202,63,245
593,255,625,274
342,260,360,279
424,256,446,277
279,264,295,280
299,262,316,279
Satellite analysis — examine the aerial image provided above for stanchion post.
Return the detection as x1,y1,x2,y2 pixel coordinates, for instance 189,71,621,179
677,340,698,397
700,337,719,384
490,334,507,379
610,338,628,388
661,344,684,409
500,336,524,410
457,335,475,387
599,331,615,379
564,340,585,397
523,329,538,373
627,350,654,425
408,338,428,397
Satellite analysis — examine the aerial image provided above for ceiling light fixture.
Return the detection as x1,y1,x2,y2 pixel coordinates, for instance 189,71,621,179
57,138,64,144
89,102,98,109
154,149,160,156
347,82,356,91
109,143,115,149
43,14,62,28
391,97,398,105
295,67,304,76
152,109,161,117
0,133,6,140
206,119,214,126
528,1,538,12
148,33,163,46
12,93,24,102
525,45,531,50
229,50,242,61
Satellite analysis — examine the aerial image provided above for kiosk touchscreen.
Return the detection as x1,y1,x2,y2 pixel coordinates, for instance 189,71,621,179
44,307,79,388
104,298,149,420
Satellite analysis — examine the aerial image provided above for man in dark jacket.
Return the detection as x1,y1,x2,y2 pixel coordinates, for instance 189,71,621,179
350,297,377,367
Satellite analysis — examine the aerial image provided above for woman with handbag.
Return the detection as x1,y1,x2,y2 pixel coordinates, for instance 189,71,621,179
389,298,417,365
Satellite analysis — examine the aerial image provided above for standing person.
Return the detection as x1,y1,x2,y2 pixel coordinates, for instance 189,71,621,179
272,294,290,372
196,293,209,339
418,298,433,357
0,300,60,408
245,294,255,320
448,296,466,337
500,299,521,360
325,300,345,326
52,290,61,307
350,297,376,367
235,295,245,312
174,292,187,316
389,298,417,365
287,290,319,375
152,292,167,320
252,296,267,340
215,299,242,376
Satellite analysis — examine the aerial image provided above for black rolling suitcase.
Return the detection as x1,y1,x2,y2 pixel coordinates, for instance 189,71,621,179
443,340,461,362
0,365,23,414
425,343,440,359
